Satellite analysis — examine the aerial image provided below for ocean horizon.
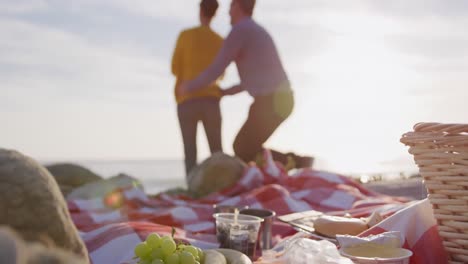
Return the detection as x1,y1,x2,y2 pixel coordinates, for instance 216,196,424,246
40,157,420,195
4,1,465,198
41,159,186,195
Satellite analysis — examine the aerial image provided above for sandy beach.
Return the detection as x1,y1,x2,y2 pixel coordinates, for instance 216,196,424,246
365,178,427,200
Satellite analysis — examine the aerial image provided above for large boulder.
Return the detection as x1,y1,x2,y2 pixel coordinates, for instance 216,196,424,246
67,173,143,201
45,163,102,196
0,227,86,264
0,149,89,263
188,152,247,198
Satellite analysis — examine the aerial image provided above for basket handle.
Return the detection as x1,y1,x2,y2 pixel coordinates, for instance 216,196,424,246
414,123,468,133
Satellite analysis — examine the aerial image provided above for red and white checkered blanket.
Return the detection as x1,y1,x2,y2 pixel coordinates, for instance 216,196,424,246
68,151,447,264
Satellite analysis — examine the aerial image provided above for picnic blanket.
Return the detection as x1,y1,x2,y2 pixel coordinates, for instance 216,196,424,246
67,151,447,264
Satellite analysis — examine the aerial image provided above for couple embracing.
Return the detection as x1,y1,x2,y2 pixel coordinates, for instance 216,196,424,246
172,0,312,177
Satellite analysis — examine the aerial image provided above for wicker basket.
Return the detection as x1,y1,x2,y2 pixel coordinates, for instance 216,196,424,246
401,122,468,264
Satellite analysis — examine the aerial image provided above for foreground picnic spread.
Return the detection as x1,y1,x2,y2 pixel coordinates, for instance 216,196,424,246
68,151,447,264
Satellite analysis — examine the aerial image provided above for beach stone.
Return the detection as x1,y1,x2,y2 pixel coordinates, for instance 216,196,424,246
0,227,85,264
46,163,102,196
0,149,89,263
188,152,247,198
67,173,143,200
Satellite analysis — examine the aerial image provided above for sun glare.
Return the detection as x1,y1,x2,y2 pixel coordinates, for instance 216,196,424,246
296,13,418,174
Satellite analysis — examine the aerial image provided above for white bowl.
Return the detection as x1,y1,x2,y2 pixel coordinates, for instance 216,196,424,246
340,247,413,264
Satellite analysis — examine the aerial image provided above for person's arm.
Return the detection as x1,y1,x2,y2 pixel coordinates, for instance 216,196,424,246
171,32,185,77
222,84,245,96
184,26,245,93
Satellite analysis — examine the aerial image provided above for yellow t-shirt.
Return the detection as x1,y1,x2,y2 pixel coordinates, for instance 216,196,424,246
171,26,224,104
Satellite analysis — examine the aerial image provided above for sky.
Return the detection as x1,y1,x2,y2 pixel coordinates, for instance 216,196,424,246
1,0,467,175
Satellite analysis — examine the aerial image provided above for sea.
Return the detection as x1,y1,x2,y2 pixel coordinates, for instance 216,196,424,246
42,160,187,195
41,158,419,195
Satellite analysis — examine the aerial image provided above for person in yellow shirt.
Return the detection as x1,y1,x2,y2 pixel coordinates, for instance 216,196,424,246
171,0,224,176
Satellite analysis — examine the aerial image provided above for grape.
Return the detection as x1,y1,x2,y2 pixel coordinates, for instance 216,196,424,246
161,235,174,242
177,244,186,250
150,248,165,260
180,251,196,264
146,233,162,249
161,238,177,256
165,252,180,264
134,242,151,258
197,248,204,263
135,232,204,264
138,259,152,264
139,253,153,264
183,246,199,258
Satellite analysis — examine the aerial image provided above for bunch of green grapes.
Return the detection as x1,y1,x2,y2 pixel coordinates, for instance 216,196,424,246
134,233,204,264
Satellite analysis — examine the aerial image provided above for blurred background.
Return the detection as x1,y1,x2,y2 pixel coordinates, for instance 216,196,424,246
1,0,467,191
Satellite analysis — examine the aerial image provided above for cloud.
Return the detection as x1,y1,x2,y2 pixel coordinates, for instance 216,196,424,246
302,1,468,73
0,0,48,14
0,17,172,111
414,60,468,75
1,0,467,165
57,0,198,22
256,0,366,30
388,34,468,60
368,0,468,19
364,1,468,39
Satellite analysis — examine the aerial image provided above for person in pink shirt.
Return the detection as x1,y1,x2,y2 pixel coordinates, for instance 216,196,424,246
180,0,312,168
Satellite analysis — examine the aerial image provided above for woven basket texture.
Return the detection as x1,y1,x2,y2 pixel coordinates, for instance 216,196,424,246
401,122,468,263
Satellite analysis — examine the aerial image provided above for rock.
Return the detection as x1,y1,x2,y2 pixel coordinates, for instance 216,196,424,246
46,163,102,196
0,149,89,263
0,227,86,264
188,152,246,198
67,173,143,200
0,227,19,264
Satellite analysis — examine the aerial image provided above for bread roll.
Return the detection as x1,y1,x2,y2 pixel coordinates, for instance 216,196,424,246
314,215,368,238
364,211,383,227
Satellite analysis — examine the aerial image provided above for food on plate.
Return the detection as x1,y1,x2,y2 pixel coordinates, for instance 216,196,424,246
341,243,413,259
313,215,368,238
214,248,252,264
254,251,285,264
133,231,252,264
364,211,383,228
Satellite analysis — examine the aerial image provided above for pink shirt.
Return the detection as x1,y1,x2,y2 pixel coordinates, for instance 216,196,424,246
188,18,291,97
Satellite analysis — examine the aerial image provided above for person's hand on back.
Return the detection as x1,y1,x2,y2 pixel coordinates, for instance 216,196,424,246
221,84,244,96
177,81,190,98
